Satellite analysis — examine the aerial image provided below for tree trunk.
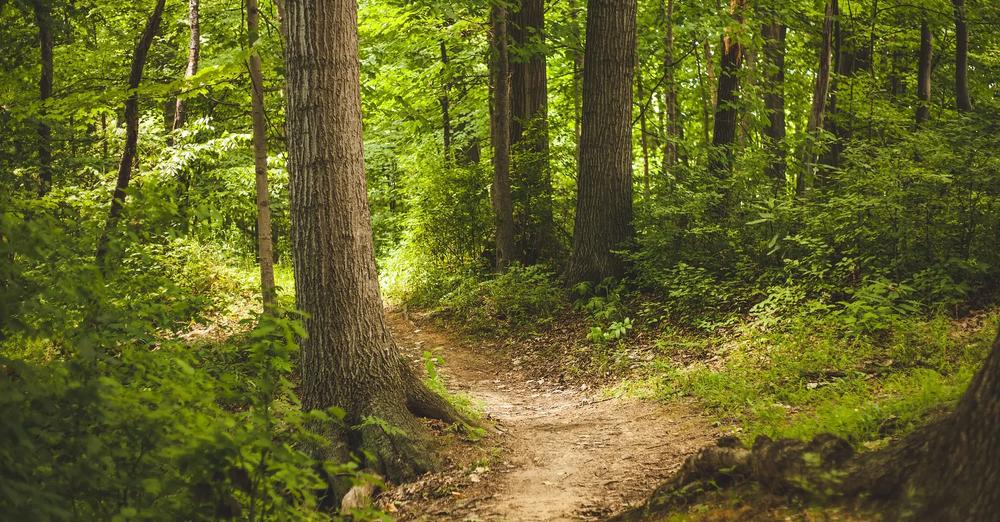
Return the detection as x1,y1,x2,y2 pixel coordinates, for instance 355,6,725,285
661,0,680,173
797,0,835,198
637,68,650,199
247,0,275,311
708,0,746,179
952,0,972,112
509,0,554,264
916,19,933,125
32,0,53,197
440,39,452,165
95,0,166,267
761,21,786,192
172,0,200,134
282,0,462,484
490,4,516,270
565,0,637,286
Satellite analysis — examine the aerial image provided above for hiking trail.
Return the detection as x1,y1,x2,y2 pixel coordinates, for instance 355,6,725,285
383,312,718,521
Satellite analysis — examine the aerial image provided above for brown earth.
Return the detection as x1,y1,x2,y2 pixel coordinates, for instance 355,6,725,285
381,312,718,521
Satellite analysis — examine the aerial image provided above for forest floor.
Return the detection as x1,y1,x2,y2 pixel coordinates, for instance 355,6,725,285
380,311,718,521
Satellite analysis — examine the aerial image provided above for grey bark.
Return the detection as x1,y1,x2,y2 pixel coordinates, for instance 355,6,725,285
490,4,516,270
565,0,637,286
172,0,200,133
247,0,275,310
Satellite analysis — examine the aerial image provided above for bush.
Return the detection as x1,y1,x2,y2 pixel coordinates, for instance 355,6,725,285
440,264,563,334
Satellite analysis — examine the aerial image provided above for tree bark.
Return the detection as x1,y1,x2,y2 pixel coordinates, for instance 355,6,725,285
172,0,200,134
637,68,650,199
490,4,516,270
565,0,637,286
32,0,53,196
95,0,167,267
708,0,746,180
661,0,680,173
247,0,275,311
282,0,463,484
916,19,933,125
509,0,554,264
761,21,787,192
952,0,972,112
797,0,835,198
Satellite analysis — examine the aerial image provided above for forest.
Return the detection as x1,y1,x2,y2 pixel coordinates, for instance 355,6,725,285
1,0,999,519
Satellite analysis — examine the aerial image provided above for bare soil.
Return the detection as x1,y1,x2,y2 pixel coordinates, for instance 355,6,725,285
382,312,718,521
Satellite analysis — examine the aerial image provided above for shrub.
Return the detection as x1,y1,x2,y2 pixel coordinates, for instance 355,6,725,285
440,264,563,334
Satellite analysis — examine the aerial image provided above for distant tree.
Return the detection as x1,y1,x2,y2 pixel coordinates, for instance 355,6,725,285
565,0,637,286
31,0,53,196
760,8,787,192
171,0,199,134
661,0,680,172
708,0,747,180
916,18,933,125
247,0,275,310
952,0,972,112
510,0,554,264
797,0,835,197
282,0,463,484
490,2,516,270
95,0,166,267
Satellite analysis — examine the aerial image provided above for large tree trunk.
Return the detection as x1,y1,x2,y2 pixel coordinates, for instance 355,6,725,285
796,0,835,198
283,0,463,484
247,0,275,311
489,4,516,270
172,0,200,133
565,0,637,286
707,0,746,180
509,0,554,264
32,0,53,197
952,0,972,112
761,21,786,192
661,0,680,173
916,19,933,125
94,0,166,267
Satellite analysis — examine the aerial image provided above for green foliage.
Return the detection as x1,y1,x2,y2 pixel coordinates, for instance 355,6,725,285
654,313,998,447
439,264,563,334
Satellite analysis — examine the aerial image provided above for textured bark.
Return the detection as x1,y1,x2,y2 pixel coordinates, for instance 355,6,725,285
95,0,166,267
707,0,746,179
247,0,275,310
565,0,636,286
916,19,933,125
509,0,554,264
761,21,786,191
283,0,463,483
490,5,516,270
952,0,972,112
32,0,53,197
172,0,200,133
797,0,835,197
661,0,680,172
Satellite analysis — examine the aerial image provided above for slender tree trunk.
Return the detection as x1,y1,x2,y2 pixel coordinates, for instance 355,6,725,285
708,0,746,179
32,0,53,196
247,0,275,310
703,41,716,107
95,0,166,267
696,41,711,149
637,68,650,199
952,0,971,112
797,0,835,197
761,21,787,192
569,0,583,158
565,0,637,286
489,4,516,270
172,0,200,134
916,19,933,125
509,0,553,264
282,0,462,485
440,39,452,165
661,0,680,173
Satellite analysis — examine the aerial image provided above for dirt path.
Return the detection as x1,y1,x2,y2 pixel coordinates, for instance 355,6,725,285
385,313,718,521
